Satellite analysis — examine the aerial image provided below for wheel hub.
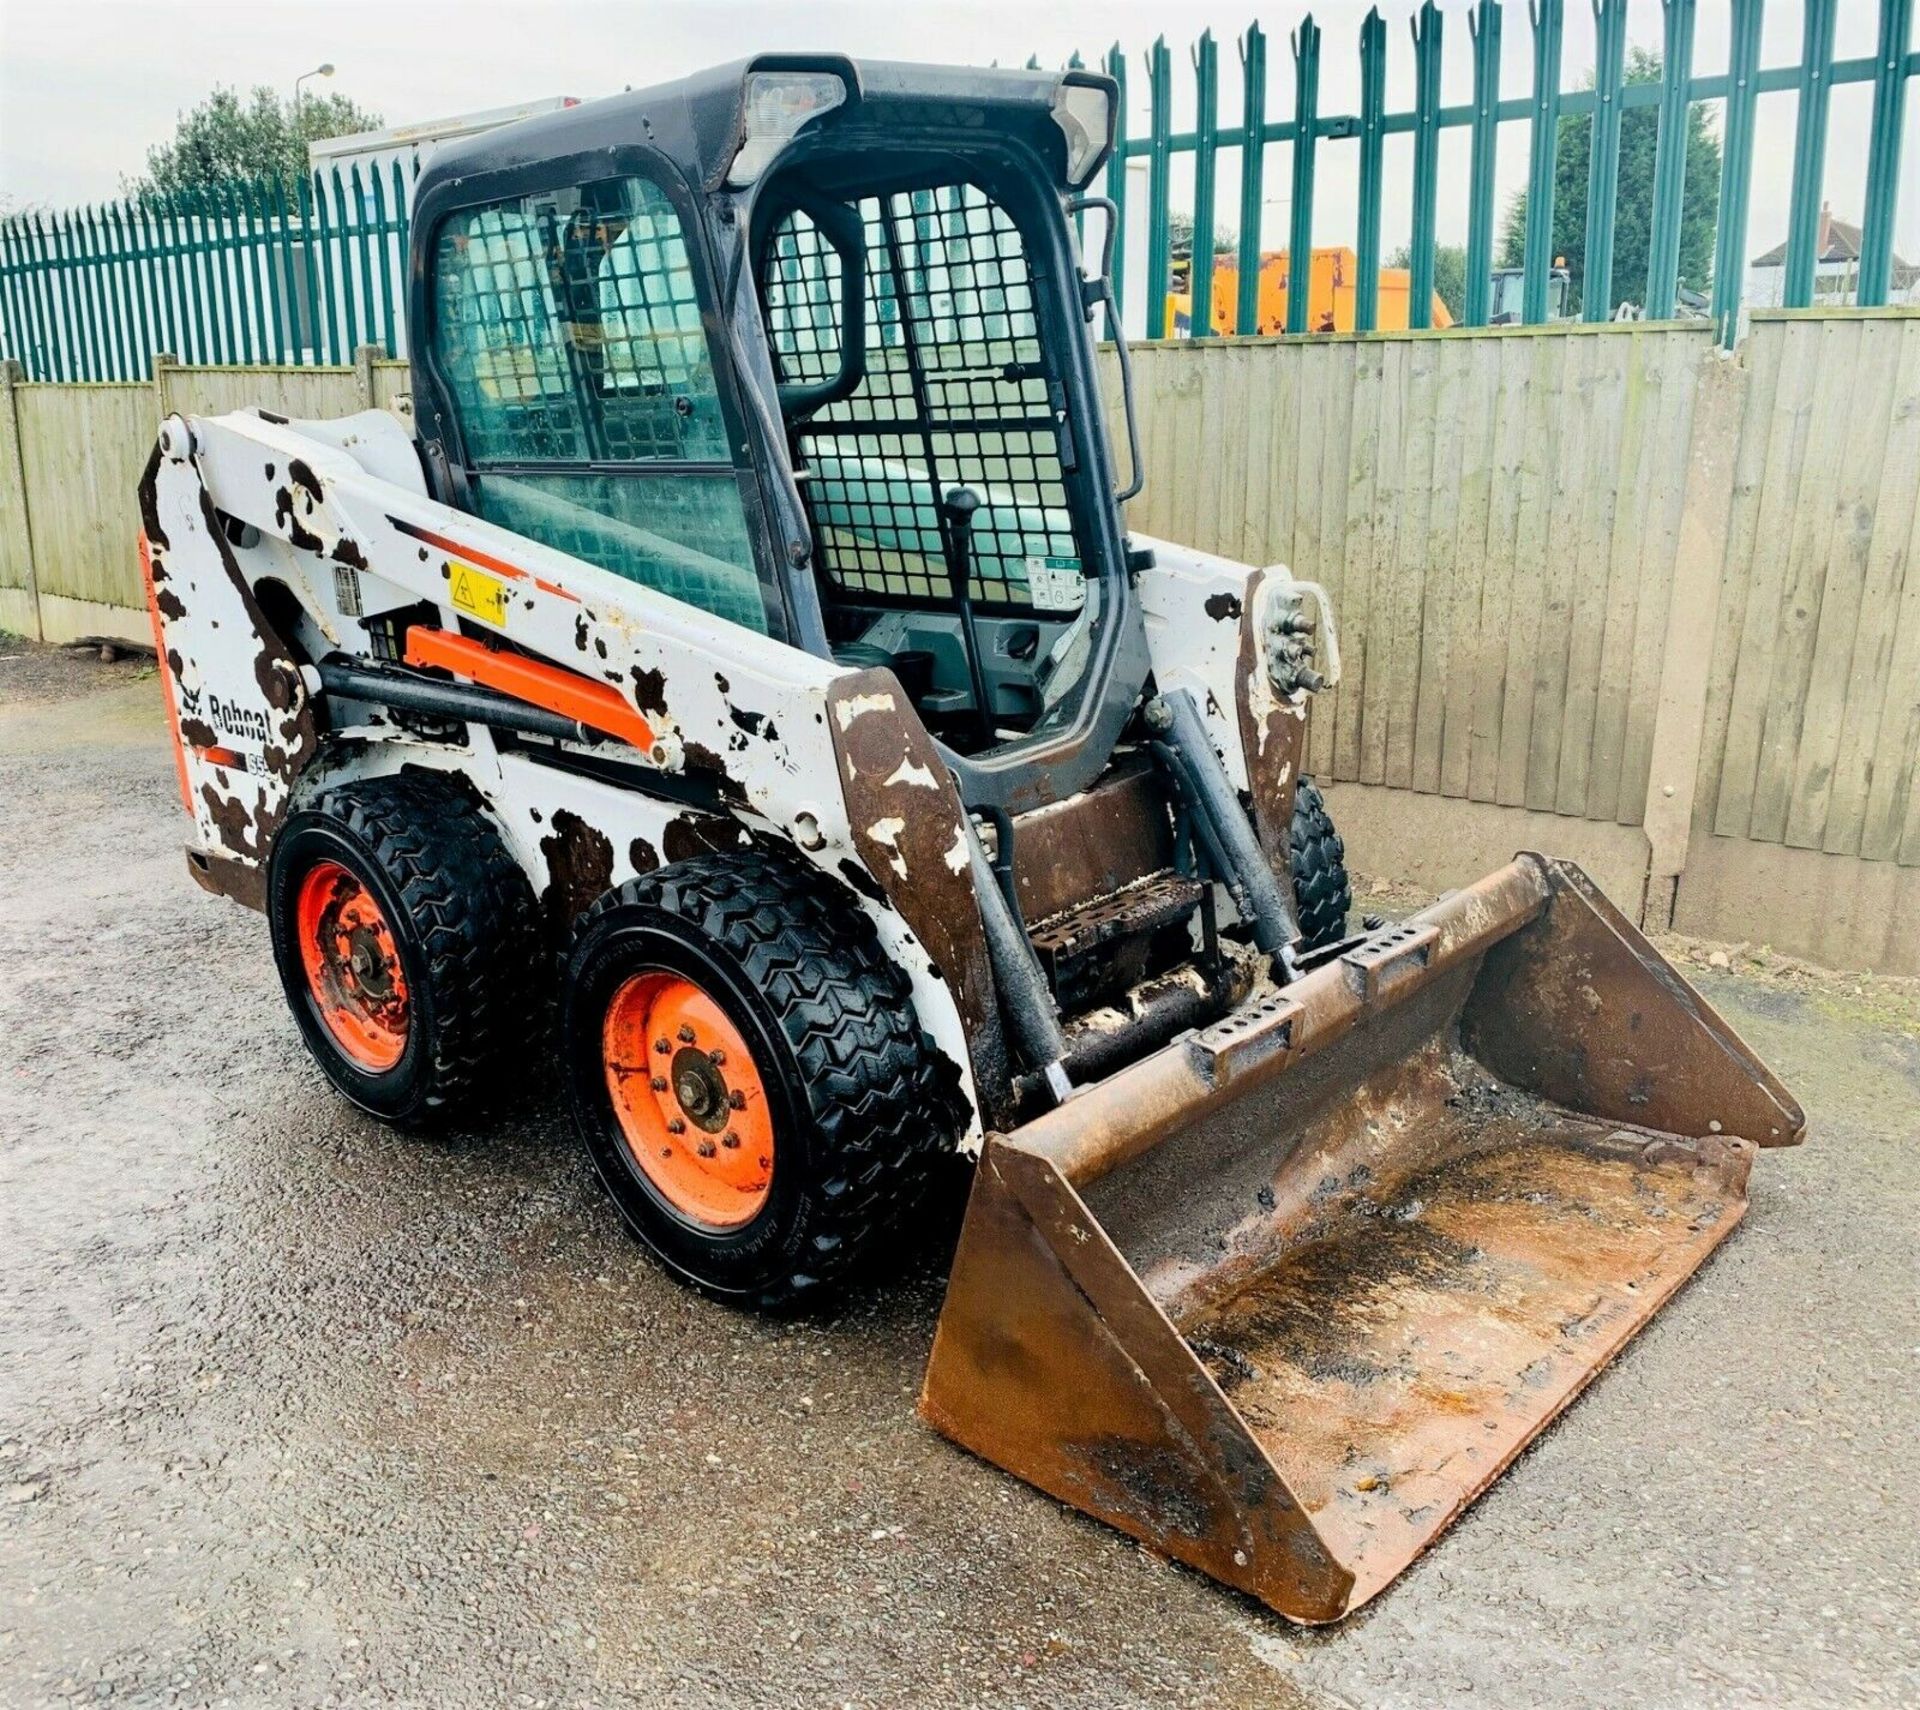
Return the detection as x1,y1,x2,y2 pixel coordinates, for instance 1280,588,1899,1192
602,972,773,1229
670,1046,730,1130
294,860,410,1071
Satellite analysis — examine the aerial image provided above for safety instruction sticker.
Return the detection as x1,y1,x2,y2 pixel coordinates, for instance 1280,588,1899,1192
448,560,510,627
1024,555,1086,611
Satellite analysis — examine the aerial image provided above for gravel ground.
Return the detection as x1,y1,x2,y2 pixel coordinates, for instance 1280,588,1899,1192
2,642,1916,1710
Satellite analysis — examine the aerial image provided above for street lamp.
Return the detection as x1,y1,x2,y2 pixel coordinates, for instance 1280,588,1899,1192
293,63,335,113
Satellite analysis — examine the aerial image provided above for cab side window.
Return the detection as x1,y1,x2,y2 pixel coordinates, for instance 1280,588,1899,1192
431,174,767,633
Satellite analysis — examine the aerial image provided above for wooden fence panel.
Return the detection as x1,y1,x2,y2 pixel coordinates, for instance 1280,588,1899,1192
1,363,415,626
1117,325,1714,827
1116,319,1915,872
1701,313,1920,868
160,364,364,422
14,384,156,612
1856,327,1920,865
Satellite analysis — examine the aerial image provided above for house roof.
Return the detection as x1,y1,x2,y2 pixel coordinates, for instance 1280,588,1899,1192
1752,202,1914,283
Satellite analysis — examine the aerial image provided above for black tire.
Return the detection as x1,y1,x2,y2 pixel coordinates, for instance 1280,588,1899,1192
267,772,540,1124
564,851,959,1312
1290,777,1352,952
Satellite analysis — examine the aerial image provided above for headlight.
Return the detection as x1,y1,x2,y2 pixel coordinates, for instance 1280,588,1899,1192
728,71,848,187
1050,81,1114,187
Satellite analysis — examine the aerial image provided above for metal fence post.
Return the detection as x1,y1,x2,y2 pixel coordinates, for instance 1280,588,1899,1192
210,183,241,365
239,180,269,366
179,191,213,365
272,178,304,366
1235,24,1268,335
1582,0,1629,319
1,357,44,641
1522,0,1564,325
1355,7,1387,334
1858,0,1914,306
371,163,398,356
1144,37,1173,339
307,173,343,365
0,222,38,378
1644,0,1697,318
1464,1,1504,327
1408,2,1443,330
1286,16,1322,336
74,208,107,380
109,203,146,378
44,215,82,381
351,165,380,355
1191,31,1220,337
397,156,419,353
1711,0,1765,347
1104,44,1129,327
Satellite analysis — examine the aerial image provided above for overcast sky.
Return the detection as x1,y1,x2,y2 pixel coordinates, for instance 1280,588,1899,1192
4,0,1918,271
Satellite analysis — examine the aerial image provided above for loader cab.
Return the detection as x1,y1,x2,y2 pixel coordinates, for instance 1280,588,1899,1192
408,58,1147,812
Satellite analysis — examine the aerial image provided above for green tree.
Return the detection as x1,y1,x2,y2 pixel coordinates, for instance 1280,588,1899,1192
1389,243,1468,320
1499,48,1720,314
132,85,385,194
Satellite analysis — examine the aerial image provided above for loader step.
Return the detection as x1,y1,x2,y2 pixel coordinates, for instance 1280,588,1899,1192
1028,869,1205,1009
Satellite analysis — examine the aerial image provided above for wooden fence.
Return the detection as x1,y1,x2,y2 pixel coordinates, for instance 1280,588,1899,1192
1107,310,1920,973
2,319,1917,973
0,351,408,645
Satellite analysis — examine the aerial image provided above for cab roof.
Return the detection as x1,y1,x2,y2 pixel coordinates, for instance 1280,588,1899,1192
412,55,1114,206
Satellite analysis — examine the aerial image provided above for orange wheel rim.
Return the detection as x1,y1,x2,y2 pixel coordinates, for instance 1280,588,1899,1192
295,859,411,1072
602,971,774,1230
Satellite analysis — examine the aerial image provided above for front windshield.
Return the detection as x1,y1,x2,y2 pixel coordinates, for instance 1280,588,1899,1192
758,173,1103,752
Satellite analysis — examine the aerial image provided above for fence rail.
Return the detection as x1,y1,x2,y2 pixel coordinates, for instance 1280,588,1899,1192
0,160,416,382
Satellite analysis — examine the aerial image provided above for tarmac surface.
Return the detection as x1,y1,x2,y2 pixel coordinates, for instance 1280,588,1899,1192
2,642,1916,1710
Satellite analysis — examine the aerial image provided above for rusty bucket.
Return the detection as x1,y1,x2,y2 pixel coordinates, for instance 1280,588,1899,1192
920,855,1803,1623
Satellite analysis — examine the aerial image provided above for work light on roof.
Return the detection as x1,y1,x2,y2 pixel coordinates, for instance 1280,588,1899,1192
1050,81,1113,187
728,71,848,187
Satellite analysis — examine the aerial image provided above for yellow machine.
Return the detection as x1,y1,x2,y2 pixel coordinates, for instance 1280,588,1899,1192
1169,246,1455,335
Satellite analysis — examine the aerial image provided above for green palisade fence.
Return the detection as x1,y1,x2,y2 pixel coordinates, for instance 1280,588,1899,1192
1069,0,1920,348
0,159,416,381
5,4,1920,371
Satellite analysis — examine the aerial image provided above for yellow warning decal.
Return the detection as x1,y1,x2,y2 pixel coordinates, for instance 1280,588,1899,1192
448,560,509,627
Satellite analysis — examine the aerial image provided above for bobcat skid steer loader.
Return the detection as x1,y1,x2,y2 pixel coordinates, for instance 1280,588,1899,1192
138,57,1804,1622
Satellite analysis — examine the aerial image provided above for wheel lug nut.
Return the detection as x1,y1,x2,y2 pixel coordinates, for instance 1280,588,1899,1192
666,1118,686,1135
654,1037,671,1055
677,1023,696,1043
697,1140,717,1159
722,1131,740,1149
708,1048,726,1066
727,1089,747,1110
650,1076,668,1092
